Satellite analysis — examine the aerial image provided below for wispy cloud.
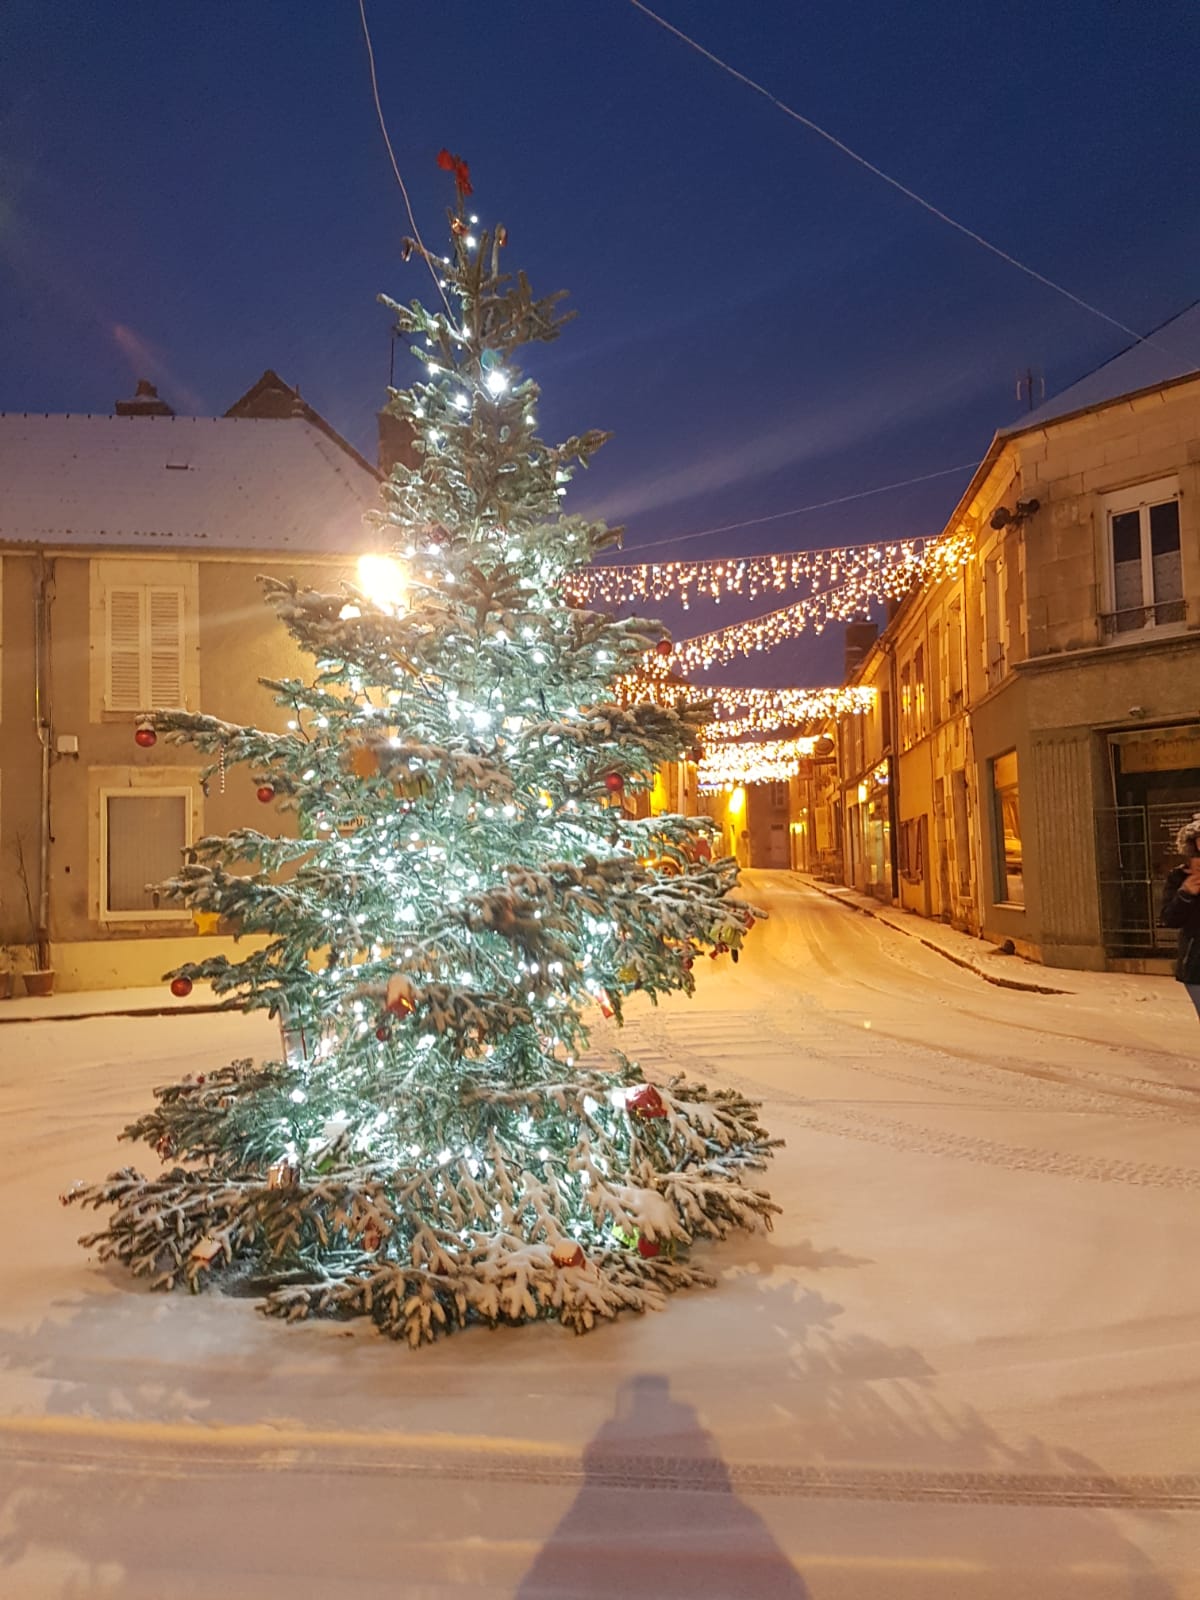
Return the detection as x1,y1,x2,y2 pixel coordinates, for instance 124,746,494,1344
580,353,991,526
112,323,209,416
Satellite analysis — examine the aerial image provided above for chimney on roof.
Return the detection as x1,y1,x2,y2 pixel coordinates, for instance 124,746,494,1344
116,378,174,417
844,620,878,680
377,408,418,477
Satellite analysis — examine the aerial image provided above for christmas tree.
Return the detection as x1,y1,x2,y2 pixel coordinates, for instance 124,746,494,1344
67,164,778,1345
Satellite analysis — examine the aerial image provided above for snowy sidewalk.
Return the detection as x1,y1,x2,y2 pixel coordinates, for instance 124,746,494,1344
799,873,1175,1002
0,982,224,1025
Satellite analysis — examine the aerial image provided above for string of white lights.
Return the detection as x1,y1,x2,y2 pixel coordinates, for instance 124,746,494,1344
695,736,819,791
648,532,971,672
700,709,829,741
567,532,941,608
617,677,875,732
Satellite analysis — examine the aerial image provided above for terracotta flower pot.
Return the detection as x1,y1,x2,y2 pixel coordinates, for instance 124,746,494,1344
22,970,56,998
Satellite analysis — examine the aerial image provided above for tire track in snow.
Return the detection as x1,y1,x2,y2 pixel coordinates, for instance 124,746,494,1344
632,1002,1200,1128
618,1017,1200,1194
4,1433,1198,1510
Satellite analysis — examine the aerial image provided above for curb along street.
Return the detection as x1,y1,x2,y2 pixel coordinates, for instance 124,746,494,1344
799,875,1068,995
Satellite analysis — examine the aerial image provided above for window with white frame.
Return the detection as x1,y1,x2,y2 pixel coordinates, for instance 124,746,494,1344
899,661,913,748
946,599,964,705
1102,476,1184,636
101,788,191,920
928,624,942,726
982,552,1007,683
105,584,186,711
913,643,927,739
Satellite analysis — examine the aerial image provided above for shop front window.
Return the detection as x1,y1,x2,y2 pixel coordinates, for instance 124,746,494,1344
992,750,1023,907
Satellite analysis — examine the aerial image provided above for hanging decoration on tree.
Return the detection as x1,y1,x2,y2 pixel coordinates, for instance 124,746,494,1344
65,161,778,1348
436,147,473,198
134,720,157,749
566,528,971,609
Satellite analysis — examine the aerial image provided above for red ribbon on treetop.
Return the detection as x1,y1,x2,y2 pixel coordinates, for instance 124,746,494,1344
437,148,473,199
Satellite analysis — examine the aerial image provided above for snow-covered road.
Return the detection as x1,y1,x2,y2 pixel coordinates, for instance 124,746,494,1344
2,872,1198,1597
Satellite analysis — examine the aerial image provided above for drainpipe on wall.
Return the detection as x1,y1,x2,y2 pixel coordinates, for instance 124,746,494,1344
33,557,54,972
882,636,901,904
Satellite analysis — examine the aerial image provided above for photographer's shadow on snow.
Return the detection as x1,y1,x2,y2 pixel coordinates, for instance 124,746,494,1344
516,1373,810,1599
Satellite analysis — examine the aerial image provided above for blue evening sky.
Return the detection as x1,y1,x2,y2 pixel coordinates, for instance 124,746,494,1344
3,2,1197,681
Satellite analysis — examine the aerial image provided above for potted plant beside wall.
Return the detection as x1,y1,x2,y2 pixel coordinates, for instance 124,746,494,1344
13,835,55,997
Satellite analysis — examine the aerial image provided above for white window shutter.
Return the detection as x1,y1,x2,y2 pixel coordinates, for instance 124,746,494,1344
106,587,144,710
147,586,185,707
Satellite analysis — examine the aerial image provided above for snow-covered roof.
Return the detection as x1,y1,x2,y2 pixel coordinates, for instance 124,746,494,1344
0,413,382,554
1004,300,1200,434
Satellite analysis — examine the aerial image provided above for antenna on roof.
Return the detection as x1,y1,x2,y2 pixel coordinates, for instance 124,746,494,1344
1016,366,1046,413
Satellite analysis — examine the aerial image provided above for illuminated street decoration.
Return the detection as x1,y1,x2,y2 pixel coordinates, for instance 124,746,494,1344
568,530,971,610
696,736,819,791
619,679,874,731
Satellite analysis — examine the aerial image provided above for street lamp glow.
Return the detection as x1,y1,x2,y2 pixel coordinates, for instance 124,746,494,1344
357,553,407,614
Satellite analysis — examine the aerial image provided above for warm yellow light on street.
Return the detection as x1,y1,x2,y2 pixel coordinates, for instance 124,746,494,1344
727,786,746,817
357,553,407,614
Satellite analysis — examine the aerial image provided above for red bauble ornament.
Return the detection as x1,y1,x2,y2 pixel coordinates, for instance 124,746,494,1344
636,1235,661,1260
169,976,193,998
654,638,673,658
256,785,275,804
375,1025,391,1042
134,726,157,748
604,772,624,794
626,1082,666,1120
551,1242,585,1269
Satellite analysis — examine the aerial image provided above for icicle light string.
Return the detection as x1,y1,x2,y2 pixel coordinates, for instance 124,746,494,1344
696,737,820,791
617,678,875,731
627,530,973,672
567,524,976,610
699,708,833,741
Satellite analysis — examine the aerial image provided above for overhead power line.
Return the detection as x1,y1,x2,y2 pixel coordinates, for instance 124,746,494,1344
356,0,451,315
626,0,1176,356
609,461,976,556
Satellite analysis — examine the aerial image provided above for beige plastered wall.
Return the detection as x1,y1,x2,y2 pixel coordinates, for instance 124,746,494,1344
0,547,353,990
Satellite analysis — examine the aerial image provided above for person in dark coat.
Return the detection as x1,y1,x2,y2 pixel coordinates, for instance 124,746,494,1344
1161,811,1200,1022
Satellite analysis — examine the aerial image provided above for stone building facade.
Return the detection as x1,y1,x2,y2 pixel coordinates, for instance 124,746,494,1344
815,306,1200,971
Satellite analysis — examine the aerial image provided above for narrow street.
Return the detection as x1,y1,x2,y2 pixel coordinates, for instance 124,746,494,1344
1,873,1198,1598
